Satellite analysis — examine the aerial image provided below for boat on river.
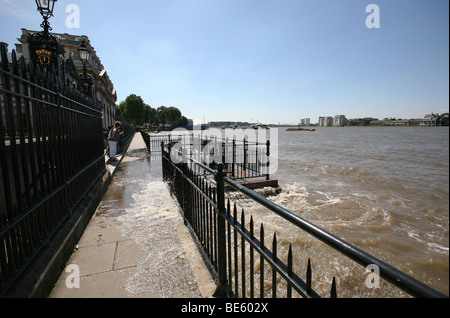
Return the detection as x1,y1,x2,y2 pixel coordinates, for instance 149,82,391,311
286,127,316,131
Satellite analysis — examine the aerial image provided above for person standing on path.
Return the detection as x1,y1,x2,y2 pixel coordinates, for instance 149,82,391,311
108,121,123,161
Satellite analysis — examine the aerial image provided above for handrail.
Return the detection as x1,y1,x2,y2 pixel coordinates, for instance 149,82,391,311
222,174,445,298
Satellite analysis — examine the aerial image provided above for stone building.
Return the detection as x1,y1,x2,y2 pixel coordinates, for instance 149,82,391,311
15,29,117,132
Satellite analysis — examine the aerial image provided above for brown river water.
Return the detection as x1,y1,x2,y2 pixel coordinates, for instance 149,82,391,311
118,127,448,297
261,126,448,297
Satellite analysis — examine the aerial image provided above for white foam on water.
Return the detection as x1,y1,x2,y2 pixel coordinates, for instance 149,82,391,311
315,190,341,206
427,243,449,254
117,179,216,297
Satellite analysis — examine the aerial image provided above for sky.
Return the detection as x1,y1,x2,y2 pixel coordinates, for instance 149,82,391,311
1,0,448,124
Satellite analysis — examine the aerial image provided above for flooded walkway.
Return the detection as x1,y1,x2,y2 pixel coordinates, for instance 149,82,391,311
50,133,216,298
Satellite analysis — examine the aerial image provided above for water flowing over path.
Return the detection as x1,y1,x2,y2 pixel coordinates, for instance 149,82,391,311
51,133,216,298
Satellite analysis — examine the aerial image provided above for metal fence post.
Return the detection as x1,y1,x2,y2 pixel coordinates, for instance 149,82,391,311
243,138,247,171
213,163,229,297
232,138,236,178
266,140,270,180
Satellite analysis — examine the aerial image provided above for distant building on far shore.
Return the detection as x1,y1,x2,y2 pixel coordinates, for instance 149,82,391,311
318,115,347,126
300,118,310,126
420,113,438,126
347,117,378,126
333,115,347,127
329,113,441,126
318,116,333,126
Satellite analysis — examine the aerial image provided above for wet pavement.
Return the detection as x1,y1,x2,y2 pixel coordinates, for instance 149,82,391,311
50,133,216,298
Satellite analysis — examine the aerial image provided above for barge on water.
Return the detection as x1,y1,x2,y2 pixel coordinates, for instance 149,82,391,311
286,127,316,131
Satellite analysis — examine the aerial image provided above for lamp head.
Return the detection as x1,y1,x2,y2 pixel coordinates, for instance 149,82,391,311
35,0,57,19
78,40,90,63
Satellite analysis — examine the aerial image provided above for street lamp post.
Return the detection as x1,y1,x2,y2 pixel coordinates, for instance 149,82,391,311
77,40,90,63
28,0,64,72
78,40,93,96
35,0,57,33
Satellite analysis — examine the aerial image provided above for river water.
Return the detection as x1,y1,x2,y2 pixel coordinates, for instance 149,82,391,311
138,127,448,297
256,126,448,297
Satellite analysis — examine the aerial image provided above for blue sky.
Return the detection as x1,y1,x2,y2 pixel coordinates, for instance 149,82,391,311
1,0,448,124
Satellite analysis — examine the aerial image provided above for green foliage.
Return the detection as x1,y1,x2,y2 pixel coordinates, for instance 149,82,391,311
177,116,188,127
118,94,145,125
166,106,182,126
116,94,187,129
145,104,157,127
156,105,168,128
438,113,449,126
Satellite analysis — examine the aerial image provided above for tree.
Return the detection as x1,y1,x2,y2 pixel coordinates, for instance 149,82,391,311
120,94,146,125
156,106,168,129
144,104,157,128
438,113,449,126
115,104,123,118
117,97,188,129
177,116,189,127
166,106,182,127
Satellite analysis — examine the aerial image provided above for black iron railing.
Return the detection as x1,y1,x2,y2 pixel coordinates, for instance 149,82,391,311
205,136,270,180
145,131,271,181
161,141,446,298
140,133,180,153
0,43,107,294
